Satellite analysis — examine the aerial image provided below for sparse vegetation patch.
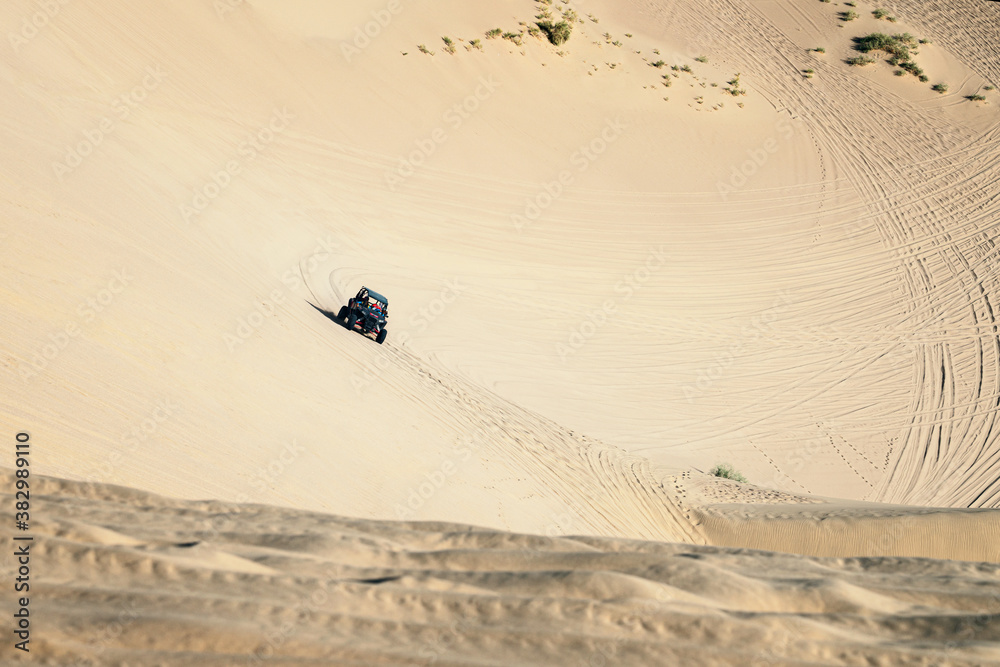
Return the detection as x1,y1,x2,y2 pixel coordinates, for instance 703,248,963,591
711,463,748,483
725,73,746,95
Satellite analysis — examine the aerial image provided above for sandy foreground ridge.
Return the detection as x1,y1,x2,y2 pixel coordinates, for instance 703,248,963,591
1,0,999,663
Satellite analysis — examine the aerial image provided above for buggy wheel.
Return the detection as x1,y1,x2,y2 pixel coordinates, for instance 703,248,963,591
338,306,348,321
376,329,387,345
346,315,356,331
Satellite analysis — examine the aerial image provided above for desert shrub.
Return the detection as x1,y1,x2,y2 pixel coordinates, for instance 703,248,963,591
710,464,748,483
854,32,916,60
537,20,572,45
417,44,434,55
847,55,875,66
725,73,746,95
842,10,859,21
968,94,987,102
872,8,888,19
441,36,456,54
485,28,502,39
502,31,523,45
931,83,948,93
985,85,995,91
814,47,826,53
695,55,708,63
470,38,482,50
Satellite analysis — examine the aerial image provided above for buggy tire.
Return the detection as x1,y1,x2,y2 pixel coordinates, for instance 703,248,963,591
376,329,387,345
338,306,348,321
346,315,356,331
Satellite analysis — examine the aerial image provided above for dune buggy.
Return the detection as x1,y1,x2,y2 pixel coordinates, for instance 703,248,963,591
339,286,389,344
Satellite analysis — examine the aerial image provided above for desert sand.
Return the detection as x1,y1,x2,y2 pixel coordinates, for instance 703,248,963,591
1,0,999,663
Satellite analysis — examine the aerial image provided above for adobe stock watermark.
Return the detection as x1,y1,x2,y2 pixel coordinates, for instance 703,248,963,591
340,0,403,62
246,440,305,493
70,601,142,667
246,572,335,665
198,438,308,546
716,114,794,201
557,246,667,362
225,234,339,352
512,117,627,233
350,279,466,393
682,290,793,403
19,268,134,381
79,398,180,488
415,619,475,665
180,108,294,223
768,420,840,494
52,65,168,182
384,78,500,192
392,448,466,520
8,0,69,53
213,0,246,20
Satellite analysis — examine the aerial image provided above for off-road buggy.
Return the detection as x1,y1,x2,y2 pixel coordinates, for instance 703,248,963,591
339,286,388,344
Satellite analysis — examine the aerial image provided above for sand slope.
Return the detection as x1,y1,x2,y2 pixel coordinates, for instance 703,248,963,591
2,0,1000,662
5,471,1000,666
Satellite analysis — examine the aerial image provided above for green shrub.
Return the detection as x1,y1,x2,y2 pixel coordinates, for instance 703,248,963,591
651,59,666,68
968,94,987,102
485,28,502,39
417,44,434,55
710,464,748,483
725,73,746,95
854,33,916,60
695,55,708,63
536,20,572,45
931,83,948,93
847,55,875,66
814,47,826,53
441,36,456,54
842,10,858,21
502,31,523,45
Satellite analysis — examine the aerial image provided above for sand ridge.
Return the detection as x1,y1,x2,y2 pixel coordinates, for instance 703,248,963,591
4,470,1000,665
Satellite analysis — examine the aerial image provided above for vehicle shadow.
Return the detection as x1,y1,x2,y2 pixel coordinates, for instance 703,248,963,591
308,302,348,329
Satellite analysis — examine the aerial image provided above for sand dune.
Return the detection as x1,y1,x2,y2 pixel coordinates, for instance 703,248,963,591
2,0,1000,662
5,471,1000,665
